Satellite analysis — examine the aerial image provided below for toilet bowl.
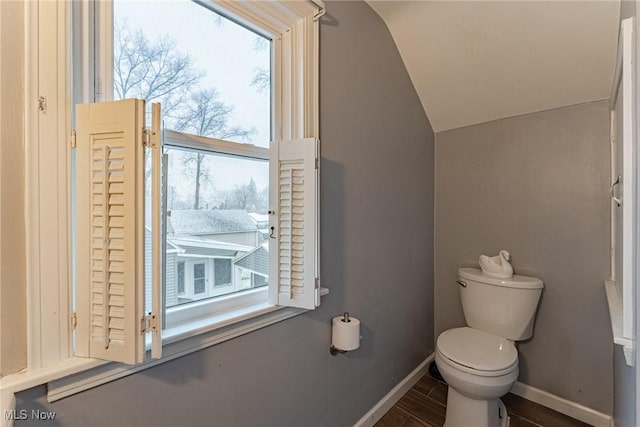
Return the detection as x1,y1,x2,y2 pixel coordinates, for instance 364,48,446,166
436,268,543,427
436,327,519,427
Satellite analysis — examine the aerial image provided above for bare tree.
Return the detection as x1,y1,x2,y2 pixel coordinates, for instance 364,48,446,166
253,36,269,52
181,153,207,210
114,21,254,209
176,89,255,209
114,22,201,121
250,68,270,94
250,36,270,94
221,178,259,212
175,89,255,140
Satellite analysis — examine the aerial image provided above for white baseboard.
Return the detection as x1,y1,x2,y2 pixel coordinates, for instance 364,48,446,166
354,354,434,427
510,382,613,427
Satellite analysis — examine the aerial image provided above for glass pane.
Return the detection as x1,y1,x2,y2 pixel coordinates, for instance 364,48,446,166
252,274,267,287
113,0,271,147
177,262,185,294
193,263,206,294
165,146,269,307
214,259,232,287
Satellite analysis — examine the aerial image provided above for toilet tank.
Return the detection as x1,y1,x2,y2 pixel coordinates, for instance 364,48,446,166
457,268,543,341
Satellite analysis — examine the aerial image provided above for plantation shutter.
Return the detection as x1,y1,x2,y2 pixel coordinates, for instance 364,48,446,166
269,138,320,310
75,99,162,365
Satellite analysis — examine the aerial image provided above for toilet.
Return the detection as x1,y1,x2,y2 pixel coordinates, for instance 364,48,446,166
435,267,543,427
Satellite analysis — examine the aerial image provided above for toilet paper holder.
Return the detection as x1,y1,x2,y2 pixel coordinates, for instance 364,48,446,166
329,345,347,355
330,312,357,356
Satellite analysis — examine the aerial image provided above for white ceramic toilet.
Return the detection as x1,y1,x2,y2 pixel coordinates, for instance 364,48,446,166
435,267,543,427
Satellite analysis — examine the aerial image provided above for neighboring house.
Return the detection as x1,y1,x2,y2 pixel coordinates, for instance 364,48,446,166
234,244,269,288
248,212,270,241
164,210,269,307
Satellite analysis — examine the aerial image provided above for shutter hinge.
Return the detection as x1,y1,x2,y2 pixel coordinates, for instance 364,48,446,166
143,128,159,148
143,128,151,147
141,312,159,334
70,130,77,148
315,158,319,170
70,312,77,329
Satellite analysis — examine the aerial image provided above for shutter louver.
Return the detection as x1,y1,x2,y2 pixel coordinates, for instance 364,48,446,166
269,138,319,310
76,99,146,365
279,163,305,297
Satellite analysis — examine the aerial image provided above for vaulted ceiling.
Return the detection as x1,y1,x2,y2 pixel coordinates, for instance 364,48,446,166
367,1,621,132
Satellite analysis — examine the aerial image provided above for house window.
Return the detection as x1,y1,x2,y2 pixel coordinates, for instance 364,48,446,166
252,274,267,287
214,259,232,287
177,261,185,295
193,263,207,295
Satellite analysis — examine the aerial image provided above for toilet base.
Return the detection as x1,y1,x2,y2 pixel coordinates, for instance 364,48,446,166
443,387,510,427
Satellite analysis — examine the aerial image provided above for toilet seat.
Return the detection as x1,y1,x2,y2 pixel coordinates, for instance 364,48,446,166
437,327,518,377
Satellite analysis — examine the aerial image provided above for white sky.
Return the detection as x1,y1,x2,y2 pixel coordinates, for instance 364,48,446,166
115,0,270,199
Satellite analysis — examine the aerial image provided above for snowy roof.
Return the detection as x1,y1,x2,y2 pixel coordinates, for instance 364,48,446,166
248,213,269,227
168,210,257,235
174,245,239,258
169,237,254,258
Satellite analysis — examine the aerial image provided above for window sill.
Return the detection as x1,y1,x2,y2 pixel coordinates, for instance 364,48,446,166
164,287,269,331
162,297,282,344
604,280,635,366
0,301,310,415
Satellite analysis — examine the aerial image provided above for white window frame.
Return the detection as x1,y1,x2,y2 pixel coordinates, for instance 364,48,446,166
606,17,637,368
0,0,324,419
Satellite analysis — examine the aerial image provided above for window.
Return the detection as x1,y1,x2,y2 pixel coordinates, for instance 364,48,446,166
112,0,275,328
253,274,267,287
193,263,207,294
177,261,185,296
70,0,323,366
214,259,232,287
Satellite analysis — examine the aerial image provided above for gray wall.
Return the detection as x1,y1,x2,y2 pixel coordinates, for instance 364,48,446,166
434,101,612,414
614,3,637,426
614,347,635,426
16,2,435,426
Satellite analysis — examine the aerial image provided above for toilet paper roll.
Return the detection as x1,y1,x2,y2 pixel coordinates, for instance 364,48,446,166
332,315,360,351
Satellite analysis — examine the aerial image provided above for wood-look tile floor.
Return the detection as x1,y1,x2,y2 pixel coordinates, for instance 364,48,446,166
375,374,593,427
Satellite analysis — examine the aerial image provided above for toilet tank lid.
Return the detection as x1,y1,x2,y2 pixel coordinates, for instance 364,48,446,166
458,267,543,289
